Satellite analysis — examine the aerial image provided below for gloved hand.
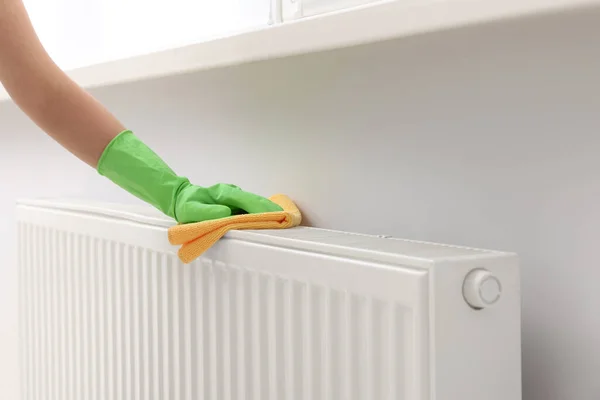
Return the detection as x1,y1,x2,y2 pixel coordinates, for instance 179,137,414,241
97,130,282,224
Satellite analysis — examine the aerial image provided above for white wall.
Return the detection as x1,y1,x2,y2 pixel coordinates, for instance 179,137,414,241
2,8,600,400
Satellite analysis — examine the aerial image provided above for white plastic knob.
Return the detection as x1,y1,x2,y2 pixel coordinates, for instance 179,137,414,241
463,269,502,309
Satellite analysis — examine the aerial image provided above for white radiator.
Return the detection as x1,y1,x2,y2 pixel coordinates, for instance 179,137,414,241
17,199,521,400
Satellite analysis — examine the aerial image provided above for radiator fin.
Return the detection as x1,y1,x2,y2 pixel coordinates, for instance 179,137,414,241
19,224,413,399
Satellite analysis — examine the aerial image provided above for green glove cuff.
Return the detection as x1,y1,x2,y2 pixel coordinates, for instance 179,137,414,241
97,130,188,219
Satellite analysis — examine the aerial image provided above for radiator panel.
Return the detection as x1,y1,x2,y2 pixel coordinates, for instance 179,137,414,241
19,222,427,400
17,199,521,400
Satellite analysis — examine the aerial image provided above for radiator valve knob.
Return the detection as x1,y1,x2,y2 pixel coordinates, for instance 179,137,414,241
463,269,501,309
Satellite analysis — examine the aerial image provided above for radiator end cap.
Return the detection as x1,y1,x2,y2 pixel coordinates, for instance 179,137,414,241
463,268,502,309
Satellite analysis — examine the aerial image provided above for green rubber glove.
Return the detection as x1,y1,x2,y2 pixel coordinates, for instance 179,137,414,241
97,130,282,224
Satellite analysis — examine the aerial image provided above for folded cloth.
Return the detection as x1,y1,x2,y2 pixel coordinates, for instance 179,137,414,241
168,194,302,263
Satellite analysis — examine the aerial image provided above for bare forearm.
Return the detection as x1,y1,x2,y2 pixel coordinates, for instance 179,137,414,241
0,0,124,167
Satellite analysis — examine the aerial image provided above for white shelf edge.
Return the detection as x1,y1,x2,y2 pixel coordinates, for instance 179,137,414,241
1,0,598,102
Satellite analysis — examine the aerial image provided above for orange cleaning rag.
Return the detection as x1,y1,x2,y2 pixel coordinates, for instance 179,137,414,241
168,194,302,264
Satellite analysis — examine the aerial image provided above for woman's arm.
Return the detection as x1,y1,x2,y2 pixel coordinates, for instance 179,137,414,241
0,0,282,223
0,0,123,167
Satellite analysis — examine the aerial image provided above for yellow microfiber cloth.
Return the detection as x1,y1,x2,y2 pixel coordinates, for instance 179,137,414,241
168,194,302,263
